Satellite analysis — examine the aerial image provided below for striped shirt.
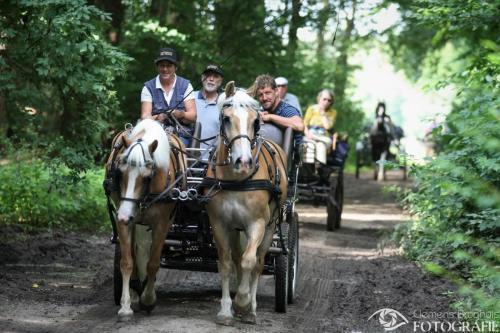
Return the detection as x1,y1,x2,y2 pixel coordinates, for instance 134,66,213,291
270,101,302,144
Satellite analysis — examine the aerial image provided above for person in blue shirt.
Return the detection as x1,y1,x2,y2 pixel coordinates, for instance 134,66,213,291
140,47,196,145
253,74,304,139
194,64,224,160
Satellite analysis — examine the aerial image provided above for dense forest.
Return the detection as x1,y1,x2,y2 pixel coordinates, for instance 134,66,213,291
0,0,498,325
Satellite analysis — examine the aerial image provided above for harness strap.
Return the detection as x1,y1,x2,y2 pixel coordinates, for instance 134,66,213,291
199,177,281,196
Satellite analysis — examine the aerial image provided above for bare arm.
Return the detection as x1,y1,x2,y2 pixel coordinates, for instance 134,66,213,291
141,101,155,119
261,113,304,132
181,99,197,124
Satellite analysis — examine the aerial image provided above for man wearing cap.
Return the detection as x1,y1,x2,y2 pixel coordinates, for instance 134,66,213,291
254,74,304,145
141,47,197,146
194,64,224,160
275,76,302,115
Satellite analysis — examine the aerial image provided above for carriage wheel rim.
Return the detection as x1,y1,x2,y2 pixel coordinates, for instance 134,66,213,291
291,233,298,293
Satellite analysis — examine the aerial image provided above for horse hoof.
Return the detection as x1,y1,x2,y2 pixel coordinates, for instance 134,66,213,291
139,301,156,314
131,301,141,312
117,309,133,322
233,302,251,317
241,312,257,325
216,315,235,326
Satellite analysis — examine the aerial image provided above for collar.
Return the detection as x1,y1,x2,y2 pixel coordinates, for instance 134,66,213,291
155,74,177,92
197,90,220,104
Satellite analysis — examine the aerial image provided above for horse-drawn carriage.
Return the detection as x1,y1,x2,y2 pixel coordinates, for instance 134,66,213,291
293,134,348,231
355,119,406,181
104,83,299,323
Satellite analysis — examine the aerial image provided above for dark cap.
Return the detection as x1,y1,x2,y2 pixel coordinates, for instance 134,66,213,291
155,47,177,65
202,64,224,77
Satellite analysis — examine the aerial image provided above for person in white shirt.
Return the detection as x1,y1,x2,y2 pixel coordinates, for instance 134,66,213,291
140,47,196,145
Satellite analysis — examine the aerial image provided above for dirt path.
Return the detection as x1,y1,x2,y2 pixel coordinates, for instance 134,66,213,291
0,171,455,333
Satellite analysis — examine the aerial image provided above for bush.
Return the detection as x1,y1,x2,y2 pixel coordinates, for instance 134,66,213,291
394,72,500,323
0,158,109,232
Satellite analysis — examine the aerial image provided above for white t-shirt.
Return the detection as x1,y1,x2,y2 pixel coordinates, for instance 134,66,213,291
141,75,195,104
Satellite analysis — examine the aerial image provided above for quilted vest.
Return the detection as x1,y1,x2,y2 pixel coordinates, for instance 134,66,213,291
144,75,189,115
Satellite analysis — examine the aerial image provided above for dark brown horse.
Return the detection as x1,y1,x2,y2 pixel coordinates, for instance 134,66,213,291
370,114,392,181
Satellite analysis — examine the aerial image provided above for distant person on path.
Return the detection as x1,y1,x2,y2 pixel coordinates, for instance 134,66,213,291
373,102,396,139
275,76,302,115
303,89,337,164
140,47,196,145
194,64,224,159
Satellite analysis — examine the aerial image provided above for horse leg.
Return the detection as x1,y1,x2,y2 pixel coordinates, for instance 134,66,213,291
234,219,265,318
116,222,134,320
379,151,387,181
242,226,273,324
141,207,174,312
212,223,235,326
128,223,153,312
229,231,243,291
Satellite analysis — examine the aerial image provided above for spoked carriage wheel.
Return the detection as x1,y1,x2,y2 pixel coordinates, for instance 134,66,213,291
327,172,342,231
274,222,289,313
337,171,344,219
287,212,299,304
113,242,122,306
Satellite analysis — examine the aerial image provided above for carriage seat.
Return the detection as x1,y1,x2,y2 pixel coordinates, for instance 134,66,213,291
189,121,202,149
258,123,294,168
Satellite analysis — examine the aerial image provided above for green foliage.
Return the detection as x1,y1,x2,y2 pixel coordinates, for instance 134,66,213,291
0,156,108,232
391,0,500,320
0,0,130,177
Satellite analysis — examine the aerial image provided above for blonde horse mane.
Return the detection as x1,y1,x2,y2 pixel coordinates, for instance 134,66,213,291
124,119,170,171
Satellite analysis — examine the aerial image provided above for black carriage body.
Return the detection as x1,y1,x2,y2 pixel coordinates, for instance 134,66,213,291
293,139,346,231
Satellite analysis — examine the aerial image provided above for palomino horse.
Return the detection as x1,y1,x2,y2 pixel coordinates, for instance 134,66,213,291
369,114,392,181
204,82,288,325
105,119,185,320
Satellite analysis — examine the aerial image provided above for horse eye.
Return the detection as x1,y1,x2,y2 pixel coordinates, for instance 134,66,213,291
222,103,232,108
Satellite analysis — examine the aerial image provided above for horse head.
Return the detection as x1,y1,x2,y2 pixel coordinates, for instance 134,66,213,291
218,81,261,174
115,119,170,224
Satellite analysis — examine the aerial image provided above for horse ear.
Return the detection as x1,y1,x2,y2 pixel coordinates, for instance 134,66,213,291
122,134,132,148
149,140,158,155
225,81,235,97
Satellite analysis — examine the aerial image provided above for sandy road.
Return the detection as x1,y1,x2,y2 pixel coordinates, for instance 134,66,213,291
0,171,454,333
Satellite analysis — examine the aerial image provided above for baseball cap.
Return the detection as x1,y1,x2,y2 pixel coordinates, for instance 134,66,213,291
202,64,224,77
155,47,177,65
275,77,288,86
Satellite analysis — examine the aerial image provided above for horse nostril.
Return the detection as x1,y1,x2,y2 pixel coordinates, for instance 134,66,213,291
234,157,242,169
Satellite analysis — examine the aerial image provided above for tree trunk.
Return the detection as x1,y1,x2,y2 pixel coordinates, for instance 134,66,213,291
316,0,331,59
334,0,356,103
287,0,302,64
150,0,169,26
88,0,125,44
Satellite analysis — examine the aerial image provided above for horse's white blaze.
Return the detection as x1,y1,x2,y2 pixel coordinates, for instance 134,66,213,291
117,168,139,222
233,106,252,164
